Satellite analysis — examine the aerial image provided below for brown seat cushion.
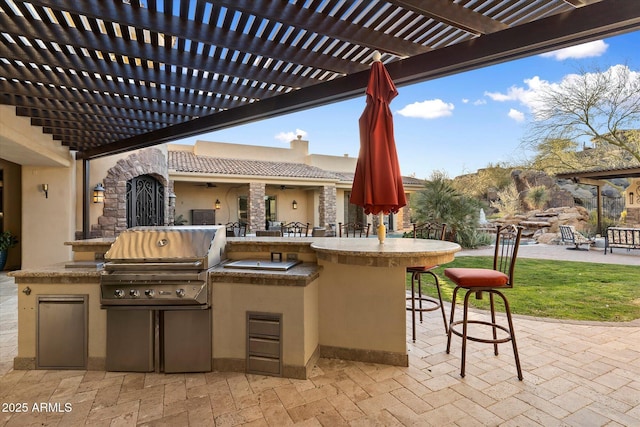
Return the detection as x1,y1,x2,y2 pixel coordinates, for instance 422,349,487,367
406,265,438,273
444,268,509,288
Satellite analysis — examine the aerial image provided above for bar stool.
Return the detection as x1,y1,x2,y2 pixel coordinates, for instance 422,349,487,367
406,222,448,342
444,224,524,380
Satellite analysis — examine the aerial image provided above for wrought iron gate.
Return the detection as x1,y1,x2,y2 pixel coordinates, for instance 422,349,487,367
127,175,165,227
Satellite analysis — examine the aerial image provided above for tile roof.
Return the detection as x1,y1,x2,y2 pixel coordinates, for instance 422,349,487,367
170,151,427,187
169,150,341,180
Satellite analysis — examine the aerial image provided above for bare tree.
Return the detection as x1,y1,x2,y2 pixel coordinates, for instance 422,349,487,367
523,64,640,172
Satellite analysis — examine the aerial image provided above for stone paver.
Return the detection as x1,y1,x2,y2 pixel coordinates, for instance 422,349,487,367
1,245,639,425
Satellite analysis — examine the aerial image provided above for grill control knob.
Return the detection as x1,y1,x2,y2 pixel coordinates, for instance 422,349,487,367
176,288,186,298
144,289,155,298
129,289,140,298
114,289,125,298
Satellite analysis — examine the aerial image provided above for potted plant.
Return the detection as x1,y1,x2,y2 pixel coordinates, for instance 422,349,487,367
0,230,18,271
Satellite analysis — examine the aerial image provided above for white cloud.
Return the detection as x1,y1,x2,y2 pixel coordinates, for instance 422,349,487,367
540,40,608,60
484,65,639,121
275,128,308,142
396,99,454,119
461,98,469,104
508,109,525,122
473,99,487,106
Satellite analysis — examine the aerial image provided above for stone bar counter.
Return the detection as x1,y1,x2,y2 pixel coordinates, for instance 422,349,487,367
310,238,460,367
10,236,460,378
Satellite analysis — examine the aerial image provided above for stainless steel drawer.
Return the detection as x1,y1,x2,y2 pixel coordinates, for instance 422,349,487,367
248,337,280,357
247,312,282,376
248,318,280,337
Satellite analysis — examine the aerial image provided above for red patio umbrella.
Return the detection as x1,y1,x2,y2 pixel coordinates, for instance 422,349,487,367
350,52,406,243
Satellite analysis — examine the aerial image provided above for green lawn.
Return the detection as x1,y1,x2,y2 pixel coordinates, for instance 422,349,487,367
407,257,640,322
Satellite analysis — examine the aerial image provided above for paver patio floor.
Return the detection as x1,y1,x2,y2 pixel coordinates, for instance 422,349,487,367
1,244,639,426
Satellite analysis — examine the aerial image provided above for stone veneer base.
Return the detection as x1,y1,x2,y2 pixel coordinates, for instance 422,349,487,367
319,345,409,367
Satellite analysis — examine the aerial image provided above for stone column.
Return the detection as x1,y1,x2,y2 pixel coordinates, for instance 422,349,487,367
249,182,266,232
319,185,337,231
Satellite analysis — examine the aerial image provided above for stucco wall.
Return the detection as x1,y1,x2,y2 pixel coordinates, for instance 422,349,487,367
186,138,309,163
22,164,75,268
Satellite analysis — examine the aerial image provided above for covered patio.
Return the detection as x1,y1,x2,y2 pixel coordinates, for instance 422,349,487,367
2,244,640,426
2,2,640,425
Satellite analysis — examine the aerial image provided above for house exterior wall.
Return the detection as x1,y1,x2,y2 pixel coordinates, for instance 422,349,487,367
187,138,310,163
308,153,357,173
22,164,75,268
2,98,420,270
0,105,76,270
626,178,640,226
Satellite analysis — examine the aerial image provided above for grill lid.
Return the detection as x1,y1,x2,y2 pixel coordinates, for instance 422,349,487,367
105,226,226,267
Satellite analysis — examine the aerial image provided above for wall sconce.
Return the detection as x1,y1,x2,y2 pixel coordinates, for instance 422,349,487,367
41,184,48,198
630,192,634,205
214,199,221,209
292,200,298,210
168,192,176,208
93,183,105,203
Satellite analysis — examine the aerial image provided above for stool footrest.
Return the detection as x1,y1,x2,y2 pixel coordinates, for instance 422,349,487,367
449,319,513,344
406,296,441,312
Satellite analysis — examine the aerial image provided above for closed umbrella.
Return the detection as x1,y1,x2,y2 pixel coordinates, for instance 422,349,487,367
350,51,406,243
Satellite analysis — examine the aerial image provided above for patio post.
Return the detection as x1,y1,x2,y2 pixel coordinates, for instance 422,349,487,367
82,159,90,239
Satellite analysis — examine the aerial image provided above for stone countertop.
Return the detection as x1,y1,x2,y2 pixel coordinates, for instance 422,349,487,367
8,262,103,283
210,261,321,287
311,238,461,267
64,237,115,247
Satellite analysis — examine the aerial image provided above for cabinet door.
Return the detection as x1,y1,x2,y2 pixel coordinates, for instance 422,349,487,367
106,310,154,372
163,310,211,373
37,296,87,369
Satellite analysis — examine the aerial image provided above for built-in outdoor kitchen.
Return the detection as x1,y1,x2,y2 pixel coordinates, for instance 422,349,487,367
9,226,460,379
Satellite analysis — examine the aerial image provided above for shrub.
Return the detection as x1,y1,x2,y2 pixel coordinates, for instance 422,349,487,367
490,184,521,216
525,185,550,210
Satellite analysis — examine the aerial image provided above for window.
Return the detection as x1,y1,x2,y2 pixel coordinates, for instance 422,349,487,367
238,196,248,223
265,195,277,222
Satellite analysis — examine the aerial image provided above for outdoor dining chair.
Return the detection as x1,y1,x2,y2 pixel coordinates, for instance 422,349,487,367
445,224,524,380
406,223,448,342
338,222,370,238
283,222,310,237
225,222,247,237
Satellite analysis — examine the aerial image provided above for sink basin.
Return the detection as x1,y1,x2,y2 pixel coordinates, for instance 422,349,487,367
223,259,301,271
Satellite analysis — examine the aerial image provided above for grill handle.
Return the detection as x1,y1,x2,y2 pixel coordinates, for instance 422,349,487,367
104,261,203,271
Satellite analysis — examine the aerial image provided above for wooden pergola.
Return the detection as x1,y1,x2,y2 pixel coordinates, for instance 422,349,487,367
556,165,640,232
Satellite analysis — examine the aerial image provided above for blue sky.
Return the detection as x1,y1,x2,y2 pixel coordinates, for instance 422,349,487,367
175,31,640,179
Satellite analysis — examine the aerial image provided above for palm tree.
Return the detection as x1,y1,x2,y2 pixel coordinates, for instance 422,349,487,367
412,171,481,245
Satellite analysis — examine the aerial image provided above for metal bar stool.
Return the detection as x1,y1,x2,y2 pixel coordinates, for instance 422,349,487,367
444,224,524,380
406,222,448,342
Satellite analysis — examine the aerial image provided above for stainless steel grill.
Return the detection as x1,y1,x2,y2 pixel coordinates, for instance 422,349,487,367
100,226,226,307
100,226,226,373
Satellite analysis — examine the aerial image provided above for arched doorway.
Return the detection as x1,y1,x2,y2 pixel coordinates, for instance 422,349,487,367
127,175,165,227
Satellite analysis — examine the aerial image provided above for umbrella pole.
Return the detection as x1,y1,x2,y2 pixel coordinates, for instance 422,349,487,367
377,212,386,244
